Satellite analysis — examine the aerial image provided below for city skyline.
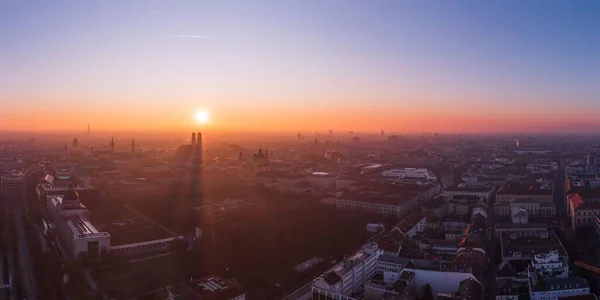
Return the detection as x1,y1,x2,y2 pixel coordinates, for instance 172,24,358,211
1,1,600,133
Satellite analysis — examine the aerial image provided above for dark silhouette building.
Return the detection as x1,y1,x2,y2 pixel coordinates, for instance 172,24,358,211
110,137,115,152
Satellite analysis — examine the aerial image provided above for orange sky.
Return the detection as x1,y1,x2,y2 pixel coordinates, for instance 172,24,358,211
1,107,596,134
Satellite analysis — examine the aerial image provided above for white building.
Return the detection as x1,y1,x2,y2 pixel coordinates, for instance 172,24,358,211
312,243,383,298
527,250,589,300
531,251,569,279
528,269,589,300
46,186,184,259
382,168,437,182
375,255,481,296
46,187,110,258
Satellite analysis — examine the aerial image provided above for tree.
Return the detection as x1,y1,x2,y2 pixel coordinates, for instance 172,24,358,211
420,283,433,300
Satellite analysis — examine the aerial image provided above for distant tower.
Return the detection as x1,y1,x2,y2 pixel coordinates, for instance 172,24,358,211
110,137,115,152
587,151,598,174
238,152,243,162
131,138,136,153
265,147,269,160
72,138,79,149
191,132,197,145
381,129,384,136
88,124,91,135
189,132,203,208
64,143,68,153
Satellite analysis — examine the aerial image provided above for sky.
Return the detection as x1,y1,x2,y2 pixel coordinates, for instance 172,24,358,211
1,1,600,133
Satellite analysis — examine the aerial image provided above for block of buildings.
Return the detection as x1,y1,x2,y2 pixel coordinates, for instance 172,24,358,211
444,183,495,202
0,169,26,202
335,189,418,217
500,230,568,265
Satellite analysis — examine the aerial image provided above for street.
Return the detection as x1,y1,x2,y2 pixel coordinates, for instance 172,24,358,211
482,194,496,299
12,212,39,300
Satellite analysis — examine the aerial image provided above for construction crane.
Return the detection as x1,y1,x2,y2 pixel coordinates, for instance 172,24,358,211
574,261,600,274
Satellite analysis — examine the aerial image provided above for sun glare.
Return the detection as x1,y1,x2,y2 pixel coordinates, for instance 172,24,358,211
194,110,211,125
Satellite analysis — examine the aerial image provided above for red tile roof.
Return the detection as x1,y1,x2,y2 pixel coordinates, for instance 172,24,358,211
569,192,584,210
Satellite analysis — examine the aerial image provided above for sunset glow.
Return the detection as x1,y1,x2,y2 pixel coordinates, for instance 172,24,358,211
194,110,211,125
1,1,599,133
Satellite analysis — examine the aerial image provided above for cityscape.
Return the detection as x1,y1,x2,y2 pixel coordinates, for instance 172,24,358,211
2,1,600,300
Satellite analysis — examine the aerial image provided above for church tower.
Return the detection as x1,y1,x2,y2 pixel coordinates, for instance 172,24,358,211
190,132,203,206
110,137,115,152
131,138,136,153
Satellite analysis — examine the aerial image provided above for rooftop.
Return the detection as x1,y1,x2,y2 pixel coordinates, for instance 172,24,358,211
531,275,589,292
501,230,567,259
338,189,418,205
445,183,493,193
557,295,598,300
423,195,449,208
394,212,425,234
498,183,552,195
496,279,518,296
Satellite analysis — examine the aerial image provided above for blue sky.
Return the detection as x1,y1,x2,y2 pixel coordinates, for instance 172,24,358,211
1,1,599,130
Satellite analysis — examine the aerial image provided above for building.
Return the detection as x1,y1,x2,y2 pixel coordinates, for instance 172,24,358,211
375,255,482,296
46,185,185,259
444,183,494,202
312,243,383,299
141,275,246,300
448,195,482,217
495,200,556,218
531,251,568,278
455,248,485,269
568,192,600,231
382,168,438,182
442,221,469,241
500,230,568,264
421,194,449,219
586,151,598,174
528,269,589,300
0,169,26,202
556,295,598,300
309,172,336,190
495,222,547,235
364,270,416,300
495,279,518,300
46,186,110,258
510,206,529,224
391,212,426,238
496,183,553,204
336,190,418,217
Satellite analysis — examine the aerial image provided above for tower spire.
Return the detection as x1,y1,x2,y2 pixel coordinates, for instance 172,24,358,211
131,138,136,153
110,136,115,152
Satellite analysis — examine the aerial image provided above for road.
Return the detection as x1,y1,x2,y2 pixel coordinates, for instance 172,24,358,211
12,212,39,300
555,159,567,220
482,193,496,299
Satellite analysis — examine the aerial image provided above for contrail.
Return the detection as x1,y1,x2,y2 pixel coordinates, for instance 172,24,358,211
175,34,212,39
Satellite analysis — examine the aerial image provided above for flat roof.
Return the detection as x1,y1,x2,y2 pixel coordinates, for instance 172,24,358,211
501,230,567,259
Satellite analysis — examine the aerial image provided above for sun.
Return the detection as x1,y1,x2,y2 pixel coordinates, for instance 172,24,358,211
194,110,211,125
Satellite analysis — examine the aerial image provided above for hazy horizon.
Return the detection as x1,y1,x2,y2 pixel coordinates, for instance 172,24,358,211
2,1,599,133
